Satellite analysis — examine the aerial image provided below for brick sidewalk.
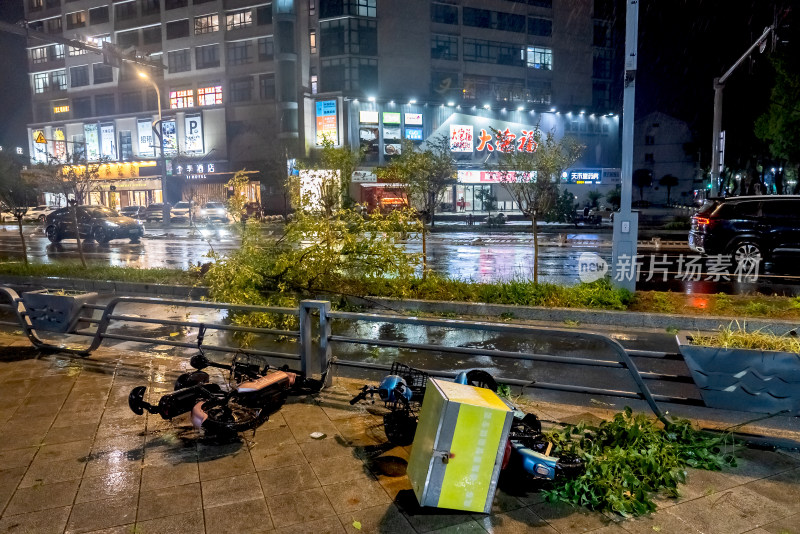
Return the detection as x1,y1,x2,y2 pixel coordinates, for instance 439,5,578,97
1,338,800,534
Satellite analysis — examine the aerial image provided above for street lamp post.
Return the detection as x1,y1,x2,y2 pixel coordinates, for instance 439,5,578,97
138,71,170,226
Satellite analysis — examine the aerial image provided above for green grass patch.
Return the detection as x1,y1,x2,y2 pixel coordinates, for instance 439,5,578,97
0,261,195,286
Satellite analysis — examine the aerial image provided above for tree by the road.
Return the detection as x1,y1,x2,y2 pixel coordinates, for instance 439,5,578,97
0,153,38,266
492,127,584,283
225,170,251,223
475,188,497,216
633,169,653,201
376,135,456,276
606,186,621,209
297,137,365,216
755,54,800,191
658,174,679,204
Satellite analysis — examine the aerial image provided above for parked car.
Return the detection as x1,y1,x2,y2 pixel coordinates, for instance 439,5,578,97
689,195,800,263
199,202,229,222
170,201,196,221
120,205,146,219
145,203,171,222
23,205,59,222
44,205,145,244
0,205,16,222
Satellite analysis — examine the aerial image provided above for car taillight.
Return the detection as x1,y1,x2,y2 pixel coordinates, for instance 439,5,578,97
693,217,710,226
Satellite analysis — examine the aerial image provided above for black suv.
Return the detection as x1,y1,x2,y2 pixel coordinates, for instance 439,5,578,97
689,196,800,263
45,205,145,244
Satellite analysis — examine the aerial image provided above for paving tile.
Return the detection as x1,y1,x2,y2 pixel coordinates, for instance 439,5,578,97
3,478,80,516
134,510,205,534
51,410,104,429
758,512,800,534
300,434,358,462
474,507,558,534
618,509,703,534
33,439,93,465
323,476,392,514
742,467,800,515
310,453,374,486
202,473,264,509
530,501,611,533
273,516,346,534
19,457,86,487
141,461,199,490
75,468,142,504
0,447,38,470
393,488,476,533
666,485,792,534
137,481,202,521
251,441,306,471
43,422,99,445
0,505,71,534
267,487,337,528
0,430,47,450
198,449,255,481
258,462,320,497
338,503,415,534
203,498,274,534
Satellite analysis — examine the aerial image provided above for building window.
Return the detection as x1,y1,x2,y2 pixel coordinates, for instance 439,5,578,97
257,5,272,25
645,135,655,146
166,19,190,40
165,0,188,10
431,34,458,60
431,3,458,24
120,91,142,113
529,81,552,104
354,0,376,17
311,72,317,94
259,74,275,100
195,14,219,34
226,10,253,31
69,45,87,56
142,26,161,45
72,97,92,119
463,8,525,33
464,38,524,67
319,18,376,57
530,0,552,7
593,21,612,47
89,6,109,25
66,11,87,30
593,48,612,79
309,30,317,53
51,69,67,91
230,77,253,102
309,0,315,15
197,85,222,105
526,46,552,70
169,89,194,108
115,2,137,21
592,81,610,108
30,47,48,64
95,94,115,116
141,0,160,16
33,72,49,93
320,57,376,92
119,131,133,161
29,0,43,10
528,17,552,37
117,30,139,49
645,153,654,164
195,44,220,69
70,65,89,87
257,36,274,61
168,49,191,73
227,40,254,66
93,63,113,83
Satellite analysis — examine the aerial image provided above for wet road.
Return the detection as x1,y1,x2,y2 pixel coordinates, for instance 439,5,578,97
2,223,800,295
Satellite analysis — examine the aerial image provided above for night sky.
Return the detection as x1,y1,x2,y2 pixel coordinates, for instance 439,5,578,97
0,0,794,167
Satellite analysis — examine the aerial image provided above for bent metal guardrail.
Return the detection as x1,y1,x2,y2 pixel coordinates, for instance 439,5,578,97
0,286,672,425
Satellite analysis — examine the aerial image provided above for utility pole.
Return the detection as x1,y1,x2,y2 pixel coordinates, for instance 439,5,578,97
709,25,774,196
611,0,640,292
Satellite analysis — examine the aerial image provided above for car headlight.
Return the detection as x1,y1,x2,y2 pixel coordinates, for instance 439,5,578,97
200,209,207,215
104,221,119,227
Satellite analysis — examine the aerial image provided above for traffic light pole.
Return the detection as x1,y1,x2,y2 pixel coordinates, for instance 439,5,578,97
611,0,640,292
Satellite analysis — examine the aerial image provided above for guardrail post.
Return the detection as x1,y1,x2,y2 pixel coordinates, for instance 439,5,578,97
299,300,331,379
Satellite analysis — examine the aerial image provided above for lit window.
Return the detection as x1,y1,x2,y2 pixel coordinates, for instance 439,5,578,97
197,86,222,106
309,30,317,53
169,89,195,108
226,10,253,31
30,47,48,63
526,46,552,70
33,72,49,93
195,14,219,34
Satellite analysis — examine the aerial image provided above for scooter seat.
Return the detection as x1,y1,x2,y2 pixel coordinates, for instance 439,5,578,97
237,370,295,393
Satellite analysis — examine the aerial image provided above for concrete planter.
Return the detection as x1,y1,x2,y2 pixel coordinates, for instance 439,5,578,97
21,290,98,333
676,334,800,415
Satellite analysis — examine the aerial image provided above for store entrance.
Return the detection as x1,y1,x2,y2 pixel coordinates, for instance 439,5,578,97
454,184,492,212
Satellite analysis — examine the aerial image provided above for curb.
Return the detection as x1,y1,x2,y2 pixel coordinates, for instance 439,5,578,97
0,275,209,299
346,296,799,334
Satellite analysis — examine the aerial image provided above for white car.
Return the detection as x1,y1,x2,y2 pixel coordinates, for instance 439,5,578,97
199,202,229,222
1,207,16,222
170,201,196,221
23,205,59,222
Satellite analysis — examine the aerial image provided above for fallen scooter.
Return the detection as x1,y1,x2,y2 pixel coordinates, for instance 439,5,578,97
502,411,584,481
128,343,322,435
349,362,497,445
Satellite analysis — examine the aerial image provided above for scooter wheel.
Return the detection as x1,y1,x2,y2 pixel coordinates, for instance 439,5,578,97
556,455,584,479
129,386,147,416
200,398,270,435
383,411,418,446
465,370,498,392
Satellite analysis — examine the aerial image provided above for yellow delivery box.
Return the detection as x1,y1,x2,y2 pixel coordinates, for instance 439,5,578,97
407,378,513,513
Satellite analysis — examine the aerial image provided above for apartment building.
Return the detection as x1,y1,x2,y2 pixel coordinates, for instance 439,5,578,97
23,0,622,211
